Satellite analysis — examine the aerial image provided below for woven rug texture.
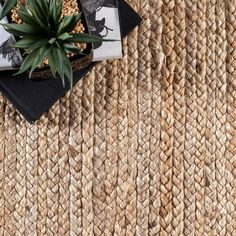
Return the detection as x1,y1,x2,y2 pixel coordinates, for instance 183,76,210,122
0,0,236,235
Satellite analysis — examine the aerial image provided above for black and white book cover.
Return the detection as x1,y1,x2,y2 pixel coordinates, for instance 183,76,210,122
0,3,22,71
80,0,123,61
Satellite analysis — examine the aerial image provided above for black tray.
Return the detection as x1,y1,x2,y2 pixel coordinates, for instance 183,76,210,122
0,0,142,122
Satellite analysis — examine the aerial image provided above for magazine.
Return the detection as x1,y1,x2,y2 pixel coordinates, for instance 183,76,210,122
0,3,22,71
80,0,123,61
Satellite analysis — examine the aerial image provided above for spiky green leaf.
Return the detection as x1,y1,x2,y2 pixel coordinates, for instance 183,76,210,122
48,38,56,44
48,51,58,78
49,0,62,26
63,44,82,54
63,55,73,88
57,32,72,41
57,12,82,34
28,0,48,25
2,23,42,36
14,48,41,75
13,38,36,48
28,39,48,51
29,45,50,77
0,0,17,20
67,33,103,44
18,8,39,26
51,46,65,85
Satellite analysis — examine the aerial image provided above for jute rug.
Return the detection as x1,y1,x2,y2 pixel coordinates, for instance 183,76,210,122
0,0,236,235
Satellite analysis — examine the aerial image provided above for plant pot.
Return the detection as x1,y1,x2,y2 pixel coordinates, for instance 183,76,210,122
8,0,94,80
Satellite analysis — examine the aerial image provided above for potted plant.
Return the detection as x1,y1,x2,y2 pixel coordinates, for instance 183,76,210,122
0,0,103,88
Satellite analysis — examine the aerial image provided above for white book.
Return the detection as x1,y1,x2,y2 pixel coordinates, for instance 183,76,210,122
0,3,22,71
80,0,123,61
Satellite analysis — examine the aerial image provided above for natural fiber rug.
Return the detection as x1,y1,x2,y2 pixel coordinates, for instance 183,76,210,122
0,0,236,235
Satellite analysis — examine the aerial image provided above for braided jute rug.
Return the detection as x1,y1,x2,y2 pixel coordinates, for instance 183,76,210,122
0,0,236,235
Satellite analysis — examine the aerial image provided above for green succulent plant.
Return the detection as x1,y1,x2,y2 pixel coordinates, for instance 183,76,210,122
0,0,103,87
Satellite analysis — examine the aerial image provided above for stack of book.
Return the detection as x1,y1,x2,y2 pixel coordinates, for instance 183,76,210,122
80,0,123,61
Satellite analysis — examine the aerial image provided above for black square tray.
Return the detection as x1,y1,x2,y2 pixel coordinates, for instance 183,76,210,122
0,0,141,122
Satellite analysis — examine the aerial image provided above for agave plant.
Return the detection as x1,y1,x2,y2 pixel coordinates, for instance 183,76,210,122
0,0,103,87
